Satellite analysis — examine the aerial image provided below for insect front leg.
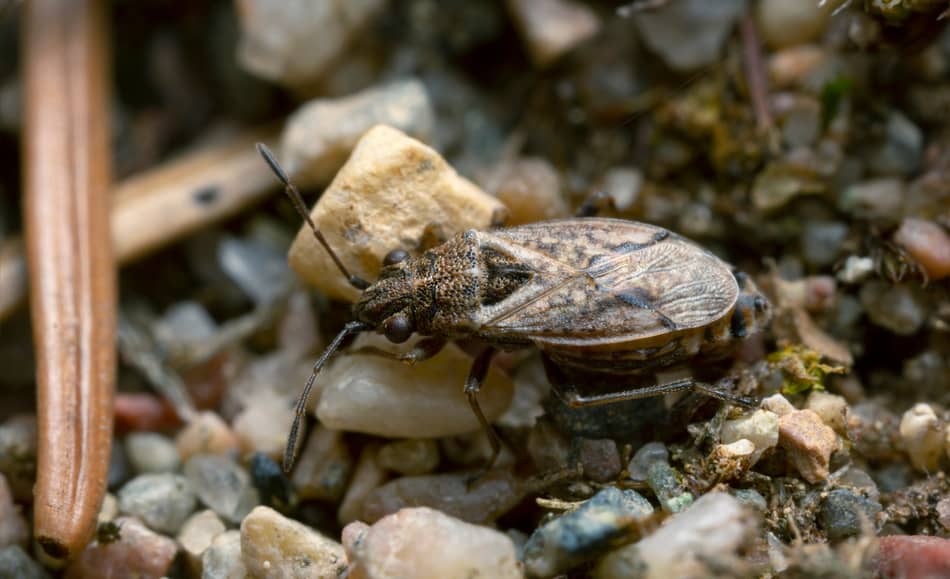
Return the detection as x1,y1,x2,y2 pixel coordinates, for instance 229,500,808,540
349,337,447,365
463,347,504,475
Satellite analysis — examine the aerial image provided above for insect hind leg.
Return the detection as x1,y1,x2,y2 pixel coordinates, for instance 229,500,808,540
554,376,757,409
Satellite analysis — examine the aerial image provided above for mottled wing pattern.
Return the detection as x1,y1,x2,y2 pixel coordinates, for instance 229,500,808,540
474,218,738,344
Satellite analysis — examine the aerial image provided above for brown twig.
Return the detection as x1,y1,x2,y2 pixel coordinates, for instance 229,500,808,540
23,0,114,564
739,14,773,133
0,126,281,322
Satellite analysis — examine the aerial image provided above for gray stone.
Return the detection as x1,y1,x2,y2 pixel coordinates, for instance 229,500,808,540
860,282,929,335
801,221,848,268
185,455,260,524
124,433,181,475
0,546,51,579
632,0,747,72
626,442,669,482
117,473,197,534
819,489,881,541
201,530,246,579
524,487,654,577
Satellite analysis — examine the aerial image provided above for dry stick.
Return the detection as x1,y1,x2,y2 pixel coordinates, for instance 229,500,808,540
23,0,113,564
0,126,281,322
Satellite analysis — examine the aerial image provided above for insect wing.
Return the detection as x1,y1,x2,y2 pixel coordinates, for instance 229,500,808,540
473,219,738,345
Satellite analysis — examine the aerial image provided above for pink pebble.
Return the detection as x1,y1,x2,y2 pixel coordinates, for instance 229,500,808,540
877,535,950,579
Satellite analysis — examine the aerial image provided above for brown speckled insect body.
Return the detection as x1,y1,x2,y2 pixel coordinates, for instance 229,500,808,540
257,145,772,473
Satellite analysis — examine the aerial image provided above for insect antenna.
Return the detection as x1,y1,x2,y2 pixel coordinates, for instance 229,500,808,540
256,143,370,290
283,320,371,473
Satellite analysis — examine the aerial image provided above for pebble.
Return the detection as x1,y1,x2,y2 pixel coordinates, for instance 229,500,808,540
65,516,178,579
893,217,950,281
838,255,875,284
647,460,694,514
595,492,751,579
578,438,622,483
339,443,387,525
0,474,28,548
626,441,669,482
361,469,524,524
0,546,50,579
0,414,37,501
733,488,768,512
899,403,945,472
720,409,780,464
507,0,601,68
201,530,247,579
177,509,227,576
860,281,929,335
291,426,353,502
218,235,293,304
839,178,904,221
175,411,240,462
153,301,217,352
819,488,881,541
250,453,295,512
768,45,828,89
876,536,950,579
236,0,387,88
805,391,849,435
523,487,654,577
631,0,746,72
868,111,924,177
598,167,642,211
241,506,346,579
800,220,848,268
937,498,950,531
778,409,839,483
124,432,181,475
761,393,795,416
316,339,514,438
98,493,119,524
376,439,440,476
232,391,296,459
184,454,260,524
485,157,568,225
117,473,197,534
756,0,831,49
288,125,507,303
280,79,435,187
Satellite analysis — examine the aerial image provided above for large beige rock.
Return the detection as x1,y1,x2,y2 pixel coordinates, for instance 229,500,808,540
288,125,507,303
344,507,522,579
241,506,346,579
316,337,514,438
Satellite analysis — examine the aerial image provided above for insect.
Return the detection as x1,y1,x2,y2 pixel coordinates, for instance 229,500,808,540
256,144,772,473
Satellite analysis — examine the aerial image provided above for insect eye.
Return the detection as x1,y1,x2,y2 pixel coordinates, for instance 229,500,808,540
383,315,412,343
383,249,409,267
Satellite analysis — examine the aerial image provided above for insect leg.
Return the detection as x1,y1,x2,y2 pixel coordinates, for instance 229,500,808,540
349,337,447,365
575,190,617,217
554,376,757,409
463,347,503,472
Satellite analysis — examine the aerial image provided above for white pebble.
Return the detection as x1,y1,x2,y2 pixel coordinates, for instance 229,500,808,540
900,404,945,472
720,409,780,464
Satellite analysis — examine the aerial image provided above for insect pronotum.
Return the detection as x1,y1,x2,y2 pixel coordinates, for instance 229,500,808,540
257,144,772,474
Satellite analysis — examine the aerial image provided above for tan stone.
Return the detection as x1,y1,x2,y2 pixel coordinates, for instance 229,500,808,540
778,409,839,483
241,506,346,579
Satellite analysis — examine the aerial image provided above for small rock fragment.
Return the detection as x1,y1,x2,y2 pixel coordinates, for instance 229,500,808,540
117,473,197,534
778,409,839,483
626,442,669,482
756,0,831,49
805,391,849,434
237,0,386,88
345,507,521,579
376,439,440,476
837,255,875,284
800,221,847,268
288,125,507,303
523,487,654,577
218,235,293,305
867,111,923,177
768,45,828,88
241,506,346,579
893,217,950,280
632,0,746,72
0,475,28,548
595,493,753,579
184,454,260,524
65,517,178,579
176,411,240,462
899,403,945,472
0,546,51,579
202,530,247,579
232,389,296,459
290,426,353,501
578,438,622,483
876,536,950,579
860,281,929,335
720,409,780,464
485,157,567,225
937,498,950,531
124,433,181,475
647,460,693,514
598,167,642,212
177,509,227,576
280,79,435,187
507,0,601,68
761,393,796,416
0,414,37,501
339,444,387,525
819,488,881,541
362,470,524,524
316,340,513,438
839,178,904,220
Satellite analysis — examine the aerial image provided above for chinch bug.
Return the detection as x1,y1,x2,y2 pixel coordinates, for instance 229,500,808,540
256,144,772,473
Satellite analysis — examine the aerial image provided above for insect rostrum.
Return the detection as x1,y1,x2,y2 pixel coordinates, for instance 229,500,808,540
257,144,772,474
